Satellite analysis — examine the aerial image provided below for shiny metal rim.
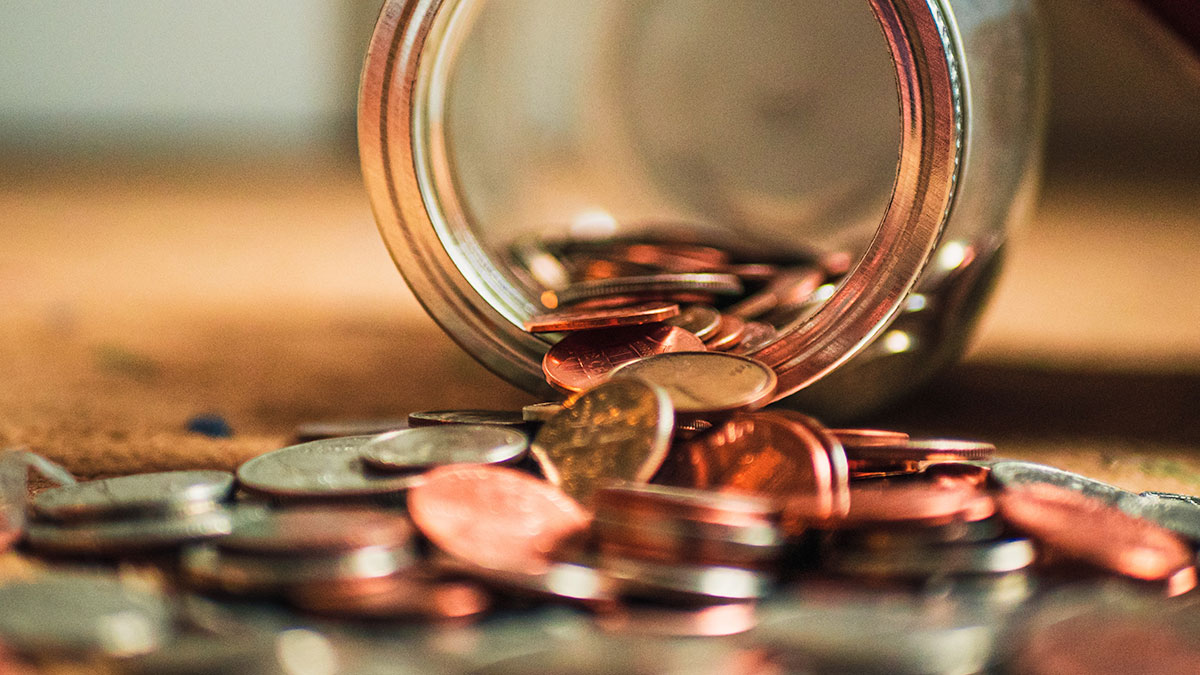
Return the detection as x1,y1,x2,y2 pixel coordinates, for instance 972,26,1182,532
360,0,965,399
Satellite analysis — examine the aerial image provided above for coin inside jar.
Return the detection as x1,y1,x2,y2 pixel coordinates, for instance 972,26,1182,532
31,470,235,522
523,301,681,333
666,304,722,341
541,323,706,393
360,425,527,473
610,351,776,416
551,273,743,307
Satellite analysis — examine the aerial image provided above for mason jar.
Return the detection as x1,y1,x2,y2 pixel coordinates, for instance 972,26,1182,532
358,0,1043,421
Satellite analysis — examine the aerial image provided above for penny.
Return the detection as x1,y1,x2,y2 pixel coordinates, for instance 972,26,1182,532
523,302,680,333
0,574,172,657
595,515,782,568
829,428,911,447
407,409,528,428
559,291,715,311
726,267,824,320
831,515,1006,550
293,418,409,443
923,462,992,489
215,506,413,556
997,483,1197,595
795,483,982,530
594,482,779,525
522,401,565,423
844,439,996,463
360,425,528,472
665,304,722,340
611,351,776,416
594,603,757,637
554,273,743,306
603,555,770,602
989,460,1137,507
25,509,235,555
437,556,616,607
530,378,673,504
236,436,424,501
666,413,838,519
703,315,746,351
729,321,777,354
182,543,412,595
289,574,490,620
31,470,235,522
826,538,1035,579
541,323,705,393
407,465,590,574
758,411,851,519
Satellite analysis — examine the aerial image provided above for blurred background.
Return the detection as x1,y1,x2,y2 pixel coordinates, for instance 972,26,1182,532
2,1,1200,490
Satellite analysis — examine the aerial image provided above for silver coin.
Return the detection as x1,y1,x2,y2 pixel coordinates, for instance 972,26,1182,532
0,573,172,657
293,418,409,443
25,508,235,554
407,409,528,427
360,425,528,473
556,273,743,305
31,470,234,522
1140,490,1200,507
602,555,769,602
666,304,722,340
730,321,777,354
438,555,615,606
182,543,413,594
236,436,424,501
989,460,1137,506
1122,494,1200,543
522,401,565,423
825,538,1036,579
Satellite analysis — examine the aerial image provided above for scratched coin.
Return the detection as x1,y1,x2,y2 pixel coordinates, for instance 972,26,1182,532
32,470,235,522
523,301,680,333
360,425,528,472
611,351,776,416
730,322,777,355
726,267,825,320
408,465,590,574
541,323,705,393
666,304,722,340
236,436,424,501
530,378,674,505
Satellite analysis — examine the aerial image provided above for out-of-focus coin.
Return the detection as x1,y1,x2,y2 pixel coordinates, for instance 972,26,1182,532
844,439,996,463
530,378,673,504
553,273,743,306
989,460,1136,507
747,410,850,522
831,514,1006,549
0,574,172,657
1124,493,1200,543
407,410,528,428
729,322,777,355
31,470,234,523
522,401,565,423
289,574,490,621
997,483,1197,595
293,418,409,443
523,302,681,333
408,464,589,574
182,543,412,595
923,462,992,490
541,323,706,393
215,506,413,556
611,351,776,416
236,436,423,501
24,509,234,555
829,428,911,447
726,267,824,320
666,305,722,341
603,556,770,603
703,315,746,351
594,482,779,525
511,236,570,291
360,425,527,473
793,483,984,530
594,603,757,637
437,556,616,607
826,538,1035,579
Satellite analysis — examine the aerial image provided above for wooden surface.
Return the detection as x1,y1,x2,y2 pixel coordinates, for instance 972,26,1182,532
3,158,1200,494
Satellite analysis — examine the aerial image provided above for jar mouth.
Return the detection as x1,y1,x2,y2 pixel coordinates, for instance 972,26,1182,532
362,0,965,400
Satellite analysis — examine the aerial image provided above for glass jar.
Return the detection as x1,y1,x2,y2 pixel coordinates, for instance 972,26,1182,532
359,0,1043,420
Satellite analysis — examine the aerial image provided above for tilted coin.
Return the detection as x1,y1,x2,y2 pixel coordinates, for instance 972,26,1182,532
989,460,1137,507
523,302,681,333
522,401,565,423
24,508,235,554
511,236,571,291
289,574,490,620
844,439,996,463
407,409,528,427
215,506,414,556
611,351,776,416
1123,493,1200,542
602,555,770,603
825,538,1036,579
0,574,172,657
293,418,409,443
831,515,1005,550
360,425,527,473
530,378,674,505
236,436,423,501
31,470,235,522
666,304,722,341
541,323,706,393
182,543,413,595
553,273,743,306
703,315,746,351
408,464,590,574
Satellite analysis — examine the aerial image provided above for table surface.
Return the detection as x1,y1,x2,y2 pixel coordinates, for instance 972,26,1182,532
2,157,1200,496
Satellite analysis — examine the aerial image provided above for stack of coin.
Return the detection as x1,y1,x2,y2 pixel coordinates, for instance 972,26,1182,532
24,471,237,556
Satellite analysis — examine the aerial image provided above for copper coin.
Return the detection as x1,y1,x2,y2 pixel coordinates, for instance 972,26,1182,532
726,267,824,320
611,351,776,416
530,378,673,505
846,459,926,479
730,322,777,355
594,482,779,526
666,304,722,340
844,439,996,463
293,418,409,443
829,429,911,448
996,483,1197,594
216,506,413,555
523,301,681,333
541,323,705,393
595,516,782,568
557,291,716,311
289,575,490,621
790,483,980,530
704,315,746,351
407,409,527,427
719,263,779,283
826,538,1035,579
602,555,770,602
554,273,743,306
664,412,837,521
407,465,589,574
767,411,850,519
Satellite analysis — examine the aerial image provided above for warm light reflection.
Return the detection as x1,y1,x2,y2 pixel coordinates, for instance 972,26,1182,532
882,330,913,354
569,209,619,239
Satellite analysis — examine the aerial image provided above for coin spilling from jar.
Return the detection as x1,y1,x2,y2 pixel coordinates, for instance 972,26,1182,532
1,238,1199,673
